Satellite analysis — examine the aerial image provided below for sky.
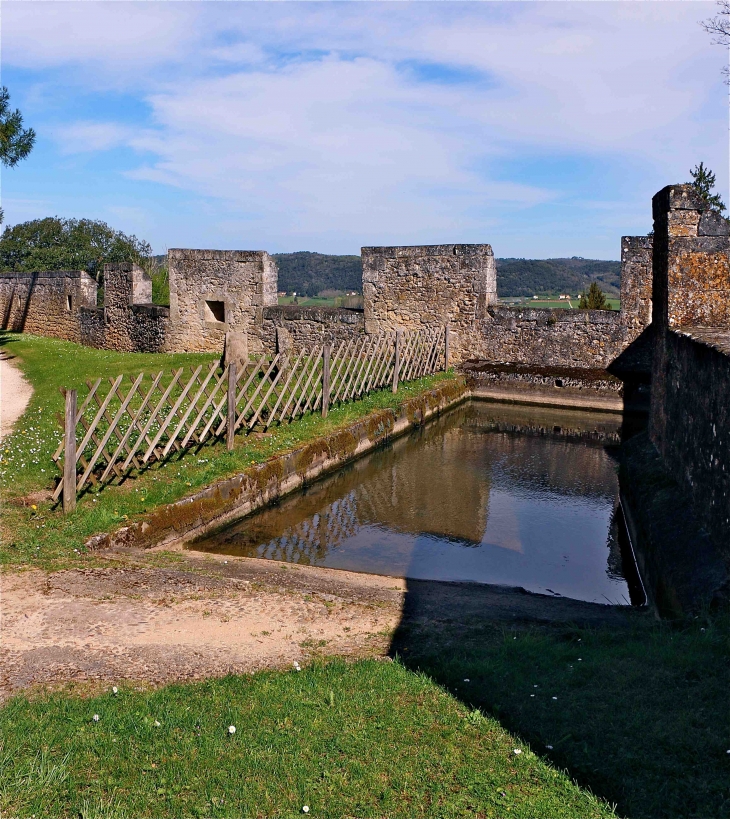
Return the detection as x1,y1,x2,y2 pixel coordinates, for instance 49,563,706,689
1,1,728,259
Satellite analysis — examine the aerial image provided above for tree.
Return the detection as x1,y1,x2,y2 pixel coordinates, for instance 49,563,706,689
578,281,612,310
0,217,152,277
689,162,726,212
0,87,36,225
702,1,730,83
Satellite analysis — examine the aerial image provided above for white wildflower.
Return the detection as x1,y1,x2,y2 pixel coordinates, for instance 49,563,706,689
513,749,522,755
93,714,100,722
228,725,236,735
302,807,310,814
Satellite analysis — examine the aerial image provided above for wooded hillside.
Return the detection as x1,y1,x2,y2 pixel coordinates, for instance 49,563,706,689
271,252,621,298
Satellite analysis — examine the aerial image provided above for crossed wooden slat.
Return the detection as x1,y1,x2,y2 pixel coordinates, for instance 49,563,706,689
54,327,447,504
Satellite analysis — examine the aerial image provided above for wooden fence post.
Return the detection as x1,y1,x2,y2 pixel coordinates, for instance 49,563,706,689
444,323,450,371
322,344,331,418
62,389,77,513
392,330,402,393
227,362,237,451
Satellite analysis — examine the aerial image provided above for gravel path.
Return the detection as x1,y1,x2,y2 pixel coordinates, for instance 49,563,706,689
0,353,33,440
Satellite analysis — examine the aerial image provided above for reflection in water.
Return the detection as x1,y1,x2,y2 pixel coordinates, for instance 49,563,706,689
192,403,638,605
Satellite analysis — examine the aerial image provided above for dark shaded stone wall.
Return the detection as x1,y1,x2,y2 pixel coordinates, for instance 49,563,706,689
650,184,730,555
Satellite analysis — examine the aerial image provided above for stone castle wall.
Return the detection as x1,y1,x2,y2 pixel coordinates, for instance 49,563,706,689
0,270,97,343
165,249,277,355
1,233,652,374
362,244,497,362
649,184,730,553
262,305,365,353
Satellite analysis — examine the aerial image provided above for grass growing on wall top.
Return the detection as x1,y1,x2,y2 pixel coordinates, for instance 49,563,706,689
0,332,458,568
0,658,616,819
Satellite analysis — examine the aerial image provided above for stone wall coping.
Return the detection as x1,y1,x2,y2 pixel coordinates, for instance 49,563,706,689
653,184,706,216
489,306,621,324
362,244,493,257
0,269,93,280
263,305,364,320
672,325,730,358
621,235,653,249
168,249,268,261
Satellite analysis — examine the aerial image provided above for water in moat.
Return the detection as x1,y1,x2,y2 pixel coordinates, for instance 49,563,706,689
191,402,644,606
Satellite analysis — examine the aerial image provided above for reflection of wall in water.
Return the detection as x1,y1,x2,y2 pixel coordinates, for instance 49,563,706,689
211,403,618,566
355,429,490,544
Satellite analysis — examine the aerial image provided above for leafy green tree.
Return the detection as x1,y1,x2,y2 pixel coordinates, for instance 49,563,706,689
578,281,612,310
0,86,36,224
0,217,152,277
688,162,726,212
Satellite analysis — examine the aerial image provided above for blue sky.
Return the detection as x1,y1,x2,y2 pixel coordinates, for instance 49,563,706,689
2,1,728,259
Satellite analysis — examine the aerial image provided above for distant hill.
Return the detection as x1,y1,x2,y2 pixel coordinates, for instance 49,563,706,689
156,251,621,298
272,252,620,298
273,252,362,296
495,257,620,298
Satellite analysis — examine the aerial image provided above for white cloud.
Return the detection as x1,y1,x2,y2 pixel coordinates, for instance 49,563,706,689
2,1,727,253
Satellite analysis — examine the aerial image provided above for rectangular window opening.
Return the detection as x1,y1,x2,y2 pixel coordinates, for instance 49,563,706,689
66,294,73,311
204,299,226,323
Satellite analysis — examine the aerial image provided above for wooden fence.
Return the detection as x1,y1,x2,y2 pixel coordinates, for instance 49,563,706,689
53,326,448,511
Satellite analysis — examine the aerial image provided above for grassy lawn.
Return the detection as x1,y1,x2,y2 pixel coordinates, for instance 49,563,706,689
499,298,621,310
0,658,615,819
0,332,457,569
277,295,338,307
393,597,730,819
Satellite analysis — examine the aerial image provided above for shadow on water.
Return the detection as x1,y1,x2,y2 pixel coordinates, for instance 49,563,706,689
192,401,730,818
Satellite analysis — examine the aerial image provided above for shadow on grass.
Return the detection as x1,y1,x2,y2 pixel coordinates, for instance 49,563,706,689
389,579,730,819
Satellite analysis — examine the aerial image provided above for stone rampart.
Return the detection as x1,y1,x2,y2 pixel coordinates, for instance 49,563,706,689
1,270,97,343
362,244,497,362
469,306,626,368
262,305,365,353
166,249,277,355
0,234,653,374
649,184,730,554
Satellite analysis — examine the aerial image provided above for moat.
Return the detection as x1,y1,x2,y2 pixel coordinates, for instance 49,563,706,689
191,402,644,606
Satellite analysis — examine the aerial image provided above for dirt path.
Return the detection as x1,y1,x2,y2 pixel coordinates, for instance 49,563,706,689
0,548,636,701
0,553,405,700
0,353,33,440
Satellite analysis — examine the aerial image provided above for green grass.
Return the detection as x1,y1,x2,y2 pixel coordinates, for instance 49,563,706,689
0,332,457,568
393,603,730,819
500,298,621,311
278,295,339,307
0,659,615,819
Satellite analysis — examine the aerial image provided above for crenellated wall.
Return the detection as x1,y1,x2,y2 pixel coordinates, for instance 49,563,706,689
0,228,653,373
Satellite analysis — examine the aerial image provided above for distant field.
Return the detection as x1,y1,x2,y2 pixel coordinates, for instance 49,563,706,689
278,295,338,307
499,298,621,311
